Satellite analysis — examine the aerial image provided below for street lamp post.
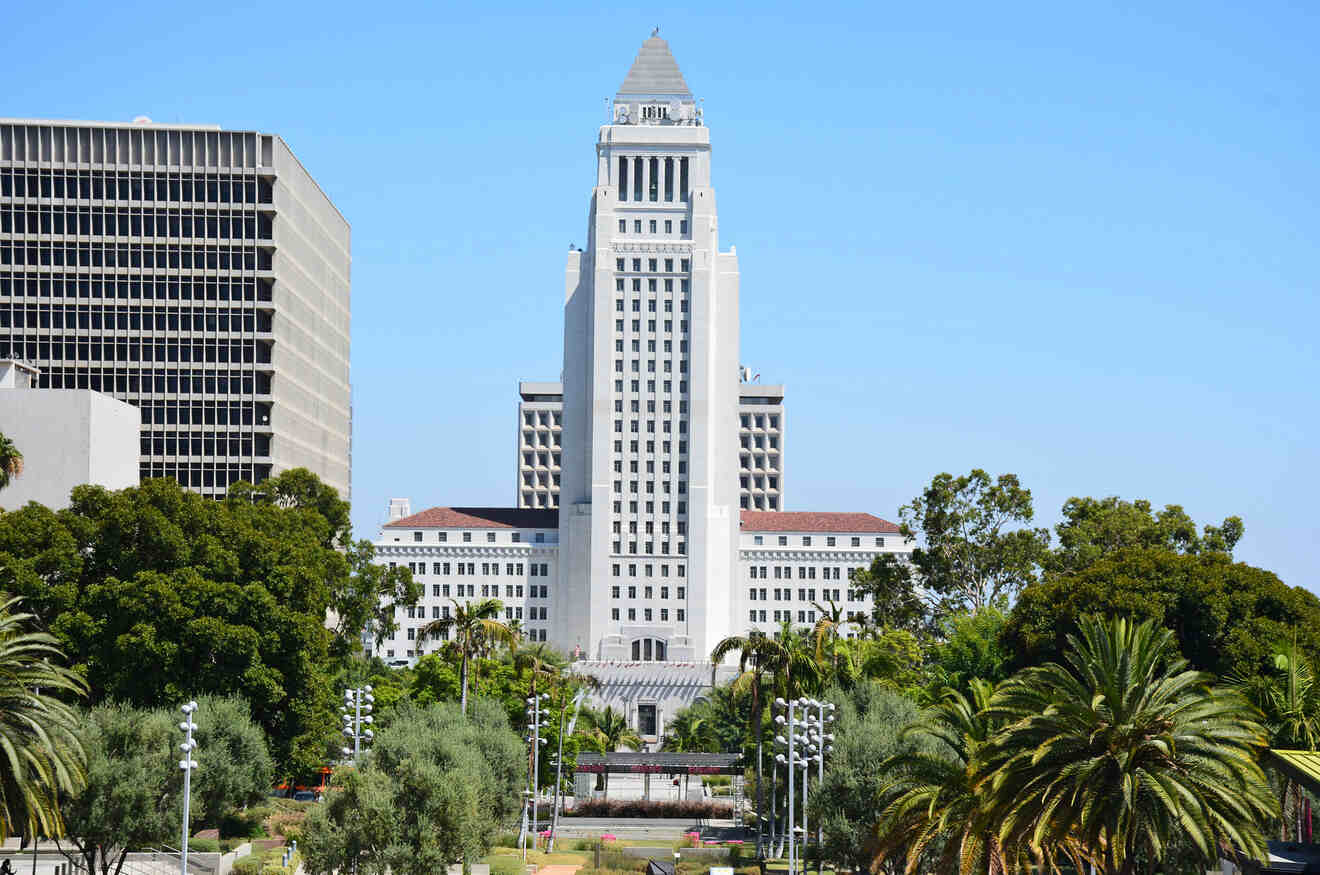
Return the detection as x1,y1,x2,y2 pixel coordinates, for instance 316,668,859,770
341,686,375,765
525,693,550,851
178,701,200,875
814,701,835,875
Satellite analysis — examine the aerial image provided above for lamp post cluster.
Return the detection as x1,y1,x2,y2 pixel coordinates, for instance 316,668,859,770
522,693,550,858
341,685,375,764
772,697,835,875
178,701,200,875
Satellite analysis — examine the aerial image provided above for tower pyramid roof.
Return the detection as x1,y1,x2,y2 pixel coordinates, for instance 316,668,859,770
617,35,691,96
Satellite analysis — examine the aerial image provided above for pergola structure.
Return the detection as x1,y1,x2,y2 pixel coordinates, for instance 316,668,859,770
573,752,742,803
575,752,742,775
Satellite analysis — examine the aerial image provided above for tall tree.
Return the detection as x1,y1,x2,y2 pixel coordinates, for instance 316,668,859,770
979,616,1275,875
0,434,23,493
814,684,927,875
0,596,86,840
1234,636,1320,840
848,554,928,635
1049,495,1244,573
711,628,777,857
301,699,523,875
873,680,1030,875
0,471,415,774
899,469,1050,614
418,599,514,715
1005,547,1320,679
59,698,271,875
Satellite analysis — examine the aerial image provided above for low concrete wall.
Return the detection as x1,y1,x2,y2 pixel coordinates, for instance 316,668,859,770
620,847,734,863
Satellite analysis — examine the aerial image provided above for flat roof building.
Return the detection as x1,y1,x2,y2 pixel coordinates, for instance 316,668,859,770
0,118,350,498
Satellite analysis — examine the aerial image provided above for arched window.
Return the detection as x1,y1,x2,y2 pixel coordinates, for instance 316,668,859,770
631,638,667,661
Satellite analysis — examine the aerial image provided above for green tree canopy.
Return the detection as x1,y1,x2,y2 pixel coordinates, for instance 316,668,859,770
813,683,929,875
301,699,523,875
1049,495,1244,574
0,471,418,774
60,697,271,875
0,595,86,840
1004,547,1320,679
899,469,1050,615
978,616,1275,874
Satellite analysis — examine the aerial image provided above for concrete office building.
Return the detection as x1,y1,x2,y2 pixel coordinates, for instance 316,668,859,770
369,35,913,740
0,119,351,498
0,358,138,508
516,380,784,511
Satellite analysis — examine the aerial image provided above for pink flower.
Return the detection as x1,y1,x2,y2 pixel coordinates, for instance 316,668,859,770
601,834,617,841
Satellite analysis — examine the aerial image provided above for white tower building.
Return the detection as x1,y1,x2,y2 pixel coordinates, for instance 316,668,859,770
558,35,740,662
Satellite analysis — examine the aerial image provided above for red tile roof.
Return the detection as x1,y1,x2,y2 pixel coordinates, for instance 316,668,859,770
740,511,900,534
385,507,559,529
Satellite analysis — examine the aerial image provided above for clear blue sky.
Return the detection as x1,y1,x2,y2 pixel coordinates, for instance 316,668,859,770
6,1,1316,589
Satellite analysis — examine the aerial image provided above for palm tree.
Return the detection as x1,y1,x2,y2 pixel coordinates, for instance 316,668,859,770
579,706,641,798
0,595,88,839
712,628,778,857
810,601,847,684
874,679,1036,874
0,434,23,492
418,598,514,715
1234,634,1320,840
978,616,1276,875
663,708,713,800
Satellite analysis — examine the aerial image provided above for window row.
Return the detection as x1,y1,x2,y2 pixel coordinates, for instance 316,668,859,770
615,257,691,274
138,401,268,426
611,478,688,494
613,519,685,536
617,218,688,236
522,411,560,427
0,244,272,272
141,462,269,489
1,306,270,333
741,496,781,510
610,585,685,599
612,454,687,472
0,127,269,170
0,338,270,366
611,499,688,515
0,207,272,240
38,368,266,396
611,564,686,579
749,566,851,581
611,607,685,625
0,170,273,204
616,156,689,203
748,588,845,602
740,413,781,430
614,318,688,335
740,475,780,490
740,435,780,450
750,610,820,625
613,380,688,397
752,535,887,548
420,581,552,600
0,274,273,301
613,338,687,355
521,431,560,449
613,359,689,375
521,451,561,468
141,433,268,457
408,530,547,544
613,541,687,556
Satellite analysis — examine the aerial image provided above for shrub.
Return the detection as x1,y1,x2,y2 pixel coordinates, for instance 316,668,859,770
488,856,524,875
264,811,305,841
567,799,733,819
221,809,267,839
231,855,262,875
492,832,521,849
187,839,220,853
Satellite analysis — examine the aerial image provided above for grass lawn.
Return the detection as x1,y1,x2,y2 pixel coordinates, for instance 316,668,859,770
486,847,593,866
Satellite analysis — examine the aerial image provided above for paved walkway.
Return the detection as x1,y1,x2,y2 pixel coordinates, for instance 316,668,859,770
536,865,581,875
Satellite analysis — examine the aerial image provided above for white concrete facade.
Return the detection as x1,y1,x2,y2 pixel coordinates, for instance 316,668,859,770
0,360,139,508
516,381,784,513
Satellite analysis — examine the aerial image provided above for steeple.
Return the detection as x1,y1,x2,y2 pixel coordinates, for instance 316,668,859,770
617,33,691,98
612,33,700,126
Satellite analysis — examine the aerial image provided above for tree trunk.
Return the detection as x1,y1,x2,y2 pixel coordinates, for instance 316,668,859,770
460,646,470,715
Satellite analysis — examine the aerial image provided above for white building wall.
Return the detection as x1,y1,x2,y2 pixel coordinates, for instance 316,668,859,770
0,388,138,508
